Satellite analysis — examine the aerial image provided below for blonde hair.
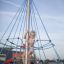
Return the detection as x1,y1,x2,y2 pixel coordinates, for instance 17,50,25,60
24,31,36,39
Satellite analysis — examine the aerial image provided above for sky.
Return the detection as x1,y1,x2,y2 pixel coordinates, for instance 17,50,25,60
0,0,64,60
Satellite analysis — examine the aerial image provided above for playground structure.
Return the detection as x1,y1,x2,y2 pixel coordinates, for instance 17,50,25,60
0,0,60,64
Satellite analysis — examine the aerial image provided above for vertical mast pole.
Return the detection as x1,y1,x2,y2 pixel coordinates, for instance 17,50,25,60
26,0,30,64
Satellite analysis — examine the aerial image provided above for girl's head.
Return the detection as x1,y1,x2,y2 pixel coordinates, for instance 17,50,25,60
24,31,36,46
24,31,36,39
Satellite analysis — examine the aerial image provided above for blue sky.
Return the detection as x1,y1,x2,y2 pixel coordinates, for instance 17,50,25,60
0,0,64,59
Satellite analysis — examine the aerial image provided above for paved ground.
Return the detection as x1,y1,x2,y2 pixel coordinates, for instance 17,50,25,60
47,62,63,64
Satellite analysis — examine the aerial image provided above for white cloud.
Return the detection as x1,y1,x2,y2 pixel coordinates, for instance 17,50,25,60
0,11,16,16
0,0,20,8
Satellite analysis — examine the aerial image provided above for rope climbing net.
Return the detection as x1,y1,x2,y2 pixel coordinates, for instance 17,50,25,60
0,0,60,64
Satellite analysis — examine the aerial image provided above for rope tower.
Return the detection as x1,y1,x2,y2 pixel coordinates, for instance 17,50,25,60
0,0,60,64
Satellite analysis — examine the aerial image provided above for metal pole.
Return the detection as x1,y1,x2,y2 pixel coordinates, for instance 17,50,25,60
25,0,30,64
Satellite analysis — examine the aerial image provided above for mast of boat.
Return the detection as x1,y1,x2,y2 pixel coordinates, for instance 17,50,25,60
25,0,30,64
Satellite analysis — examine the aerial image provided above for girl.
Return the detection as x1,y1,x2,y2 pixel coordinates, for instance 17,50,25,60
22,31,36,64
